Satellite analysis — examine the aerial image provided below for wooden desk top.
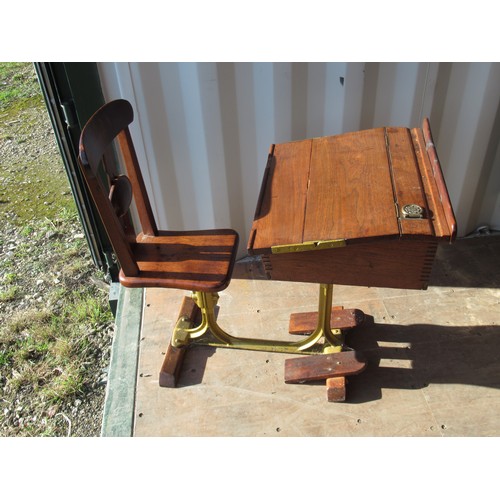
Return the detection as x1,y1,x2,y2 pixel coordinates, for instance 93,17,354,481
248,119,456,255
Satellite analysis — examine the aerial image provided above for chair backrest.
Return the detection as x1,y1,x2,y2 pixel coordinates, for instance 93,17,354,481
78,99,158,277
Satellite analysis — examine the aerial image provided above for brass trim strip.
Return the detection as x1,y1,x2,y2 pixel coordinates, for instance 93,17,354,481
271,239,346,254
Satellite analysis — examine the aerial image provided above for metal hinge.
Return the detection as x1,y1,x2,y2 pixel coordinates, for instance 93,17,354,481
60,99,78,130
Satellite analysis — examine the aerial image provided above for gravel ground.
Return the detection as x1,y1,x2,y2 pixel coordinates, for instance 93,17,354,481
0,217,115,437
0,63,114,437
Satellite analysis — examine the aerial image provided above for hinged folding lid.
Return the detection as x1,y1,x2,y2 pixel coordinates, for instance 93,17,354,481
248,120,456,255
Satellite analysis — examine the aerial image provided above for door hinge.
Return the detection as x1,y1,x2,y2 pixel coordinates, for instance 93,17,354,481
60,99,78,130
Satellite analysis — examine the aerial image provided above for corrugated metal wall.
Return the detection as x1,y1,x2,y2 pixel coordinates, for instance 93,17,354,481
98,62,500,256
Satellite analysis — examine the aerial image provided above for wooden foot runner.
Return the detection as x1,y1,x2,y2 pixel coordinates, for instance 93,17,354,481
284,351,366,401
289,306,365,334
159,296,200,388
284,350,366,383
287,306,366,401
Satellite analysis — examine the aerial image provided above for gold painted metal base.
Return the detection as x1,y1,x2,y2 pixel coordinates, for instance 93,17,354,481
171,283,345,355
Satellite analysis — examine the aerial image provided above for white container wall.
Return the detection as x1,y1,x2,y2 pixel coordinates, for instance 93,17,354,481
98,62,500,256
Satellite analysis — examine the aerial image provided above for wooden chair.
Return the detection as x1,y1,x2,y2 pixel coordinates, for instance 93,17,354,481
78,99,240,386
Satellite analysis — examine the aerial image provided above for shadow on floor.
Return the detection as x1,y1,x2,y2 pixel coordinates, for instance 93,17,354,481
169,313,500,404
346,316,500,403
176,346,217,387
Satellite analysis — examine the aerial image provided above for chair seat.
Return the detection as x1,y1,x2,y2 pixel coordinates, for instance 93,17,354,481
119,229,239,292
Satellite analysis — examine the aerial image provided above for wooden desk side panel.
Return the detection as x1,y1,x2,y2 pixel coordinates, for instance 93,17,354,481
303,129,400,242
263,239,438,290
249,140,312,252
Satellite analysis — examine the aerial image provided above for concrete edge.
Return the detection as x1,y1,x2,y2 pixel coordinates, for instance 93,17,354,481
101,285,144,437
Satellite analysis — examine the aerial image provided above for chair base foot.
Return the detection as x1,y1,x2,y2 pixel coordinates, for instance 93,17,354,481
159,296,200,388
159,343,187,388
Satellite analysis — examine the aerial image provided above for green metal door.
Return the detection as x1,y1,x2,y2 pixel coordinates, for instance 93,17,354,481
35,62,119,282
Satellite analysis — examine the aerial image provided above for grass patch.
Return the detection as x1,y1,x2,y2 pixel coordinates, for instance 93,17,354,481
67,292,114,325
0,350,12,367
0,63,42,111
3,272,17,284
0,63,72,224
1,271,112,413
0,286,20,302
43,367,85,404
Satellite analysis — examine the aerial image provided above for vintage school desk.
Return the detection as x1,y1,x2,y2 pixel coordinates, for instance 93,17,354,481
79,100,455,402
246,119,456,400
